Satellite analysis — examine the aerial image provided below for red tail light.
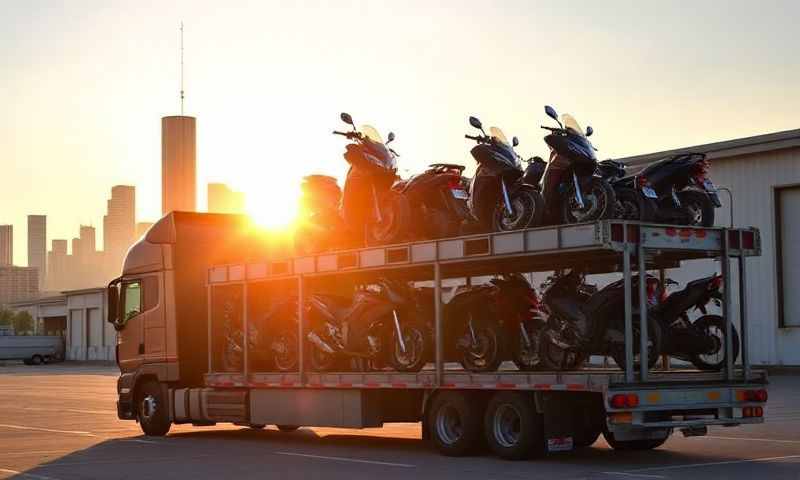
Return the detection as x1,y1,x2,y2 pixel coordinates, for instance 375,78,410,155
447,175,463,190
742,231,755,250
610,393,640,409
743,389,768,402
743,406,764,418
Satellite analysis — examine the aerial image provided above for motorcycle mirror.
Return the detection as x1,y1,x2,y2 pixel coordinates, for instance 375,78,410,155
469,116,483,130
512,136,519,147
586,125,594,137
544,105,558,121
386,131,395,144
340,112,354,126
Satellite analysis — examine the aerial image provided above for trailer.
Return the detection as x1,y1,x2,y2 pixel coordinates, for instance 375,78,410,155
111,214,766,459
0,335,65,365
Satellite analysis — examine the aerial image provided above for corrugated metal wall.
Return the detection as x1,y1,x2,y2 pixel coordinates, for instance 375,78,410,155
689,147,800,365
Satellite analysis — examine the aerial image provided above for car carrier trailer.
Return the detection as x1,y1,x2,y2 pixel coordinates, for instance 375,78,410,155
110,213,767,459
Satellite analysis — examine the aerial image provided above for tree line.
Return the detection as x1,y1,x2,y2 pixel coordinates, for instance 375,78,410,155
0,308,35,335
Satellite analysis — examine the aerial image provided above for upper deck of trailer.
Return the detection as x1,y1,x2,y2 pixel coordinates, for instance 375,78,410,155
207,220,760,284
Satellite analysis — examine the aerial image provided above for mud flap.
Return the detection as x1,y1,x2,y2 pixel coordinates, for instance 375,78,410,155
539,392,575,453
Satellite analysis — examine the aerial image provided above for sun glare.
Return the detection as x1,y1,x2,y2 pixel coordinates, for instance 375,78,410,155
244,182,302,231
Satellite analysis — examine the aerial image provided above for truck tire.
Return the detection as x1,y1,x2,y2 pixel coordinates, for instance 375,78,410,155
137,380,171,436
484,392,545,460
603,429,669,451
276,425,300,432
428,391,484,456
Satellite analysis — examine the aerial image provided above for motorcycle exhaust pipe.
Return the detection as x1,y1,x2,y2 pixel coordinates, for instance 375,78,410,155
307,331,336,354
500,179,514,215
392,310,407,354
572,172,585,209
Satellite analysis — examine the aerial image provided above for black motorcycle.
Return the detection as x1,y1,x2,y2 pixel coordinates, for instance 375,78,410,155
526,106,616,224
649,274,738,371
538,270,662,372
464,117,544,232
634,152,721,226
269,279,427,372
597,159,653,221
294,175,350,253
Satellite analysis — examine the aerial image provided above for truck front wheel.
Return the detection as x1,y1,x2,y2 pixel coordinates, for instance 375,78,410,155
137,380,171,436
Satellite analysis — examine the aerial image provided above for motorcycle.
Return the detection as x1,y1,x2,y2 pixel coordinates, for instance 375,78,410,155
269,279,428,372
294,175,351,254
648,274,739,371
597,159,654,221
538,270,662,372
464,117,545,232
488,274,547,371
526,105,616,224
634,152,721,226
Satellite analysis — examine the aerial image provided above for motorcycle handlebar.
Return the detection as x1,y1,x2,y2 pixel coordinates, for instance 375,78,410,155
332,130,349,137
540,125,559,132
464,134,481,141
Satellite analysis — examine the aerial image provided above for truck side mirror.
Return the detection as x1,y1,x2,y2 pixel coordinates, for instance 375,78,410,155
107,280,120,327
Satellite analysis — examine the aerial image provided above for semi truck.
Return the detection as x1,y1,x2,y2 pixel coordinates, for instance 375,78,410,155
109,212,767,459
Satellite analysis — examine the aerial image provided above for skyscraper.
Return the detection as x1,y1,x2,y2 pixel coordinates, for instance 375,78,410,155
207,183,246,214
27,215,46,290
103,186,135,260
0,266,38,305
47,239,68,291
162,115,196,214
0,225,12,267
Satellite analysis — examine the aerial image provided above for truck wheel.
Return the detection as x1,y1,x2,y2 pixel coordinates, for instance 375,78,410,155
277,425,300,432
428,392,484,456
484,392,544,460
603,429,669,451
30,355,43,366
137,380,171,436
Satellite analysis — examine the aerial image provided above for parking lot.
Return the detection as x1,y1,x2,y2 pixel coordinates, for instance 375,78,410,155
0,363,798,479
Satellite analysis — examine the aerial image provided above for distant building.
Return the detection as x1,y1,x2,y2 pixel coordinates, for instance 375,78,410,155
135,222,154,239
208,183,246,214
162,115,197,214
47,239,68,291
27,215,46,289
0,225,12,266
0,266,38,306
103,185,135,272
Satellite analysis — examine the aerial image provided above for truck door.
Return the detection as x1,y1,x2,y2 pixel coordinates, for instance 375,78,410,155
117,279,145,371
142,273,166,360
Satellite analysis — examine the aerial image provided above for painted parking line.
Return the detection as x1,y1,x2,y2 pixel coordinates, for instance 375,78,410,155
627,454,800,473
702,435,800,445
0,424,96,437
0,468,61,480
602,472,667,479
274,451,415,468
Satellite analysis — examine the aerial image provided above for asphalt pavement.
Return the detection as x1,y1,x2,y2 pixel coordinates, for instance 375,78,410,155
0,363,798,480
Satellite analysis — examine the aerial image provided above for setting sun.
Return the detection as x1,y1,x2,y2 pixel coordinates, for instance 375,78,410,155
244,180,302,230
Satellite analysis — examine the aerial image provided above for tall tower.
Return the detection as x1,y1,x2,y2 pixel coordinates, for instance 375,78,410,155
27,215,46,289
162,116,197,214
0,225,12,266
103,185,136,265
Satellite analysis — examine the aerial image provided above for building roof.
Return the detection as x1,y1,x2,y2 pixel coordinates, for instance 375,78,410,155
7,294,66,308
619,128,800,168
61,286,106,296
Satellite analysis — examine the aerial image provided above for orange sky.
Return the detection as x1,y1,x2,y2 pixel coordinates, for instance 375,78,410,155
1,0,798,265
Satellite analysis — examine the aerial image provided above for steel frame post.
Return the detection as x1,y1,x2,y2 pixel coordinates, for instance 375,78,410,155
207,286,213,372
243,282,249,378
298,276,305,385
435,263,443,387
638,242,649,382
659,268,670,370
623,225,634,383
722,230,734,381
738,231,749,381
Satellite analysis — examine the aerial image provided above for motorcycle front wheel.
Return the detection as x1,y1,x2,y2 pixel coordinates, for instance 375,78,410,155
512,322,542,371
365,191,410,245
677,190,715,227
459,319,504,372
689,315,739,371
390,322,427,372
562,177,616,224
493,186,545,231
539,333,586,371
